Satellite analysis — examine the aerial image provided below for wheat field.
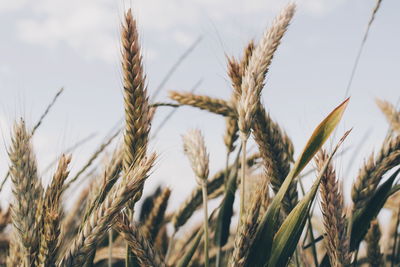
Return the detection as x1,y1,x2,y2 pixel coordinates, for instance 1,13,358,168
0,2,399,267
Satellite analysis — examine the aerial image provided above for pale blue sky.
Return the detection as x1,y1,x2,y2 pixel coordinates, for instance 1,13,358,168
0,0,399,209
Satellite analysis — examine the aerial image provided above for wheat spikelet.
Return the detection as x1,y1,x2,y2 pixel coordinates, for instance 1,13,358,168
239,41,255,78
237,3,295,138
227,57,242,97
376,98,400,134
142,187,171,242
169,91,236,117
253,104,295,213
352,135,400,212
8,119,44,266
115,213,165,267
38,155,71,267
316,150,350,267
365,219,384,266
59,154,155,267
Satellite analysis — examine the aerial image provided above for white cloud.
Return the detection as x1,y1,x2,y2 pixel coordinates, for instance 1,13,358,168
3,0,346,62
16,0,119,62
0,0,28,11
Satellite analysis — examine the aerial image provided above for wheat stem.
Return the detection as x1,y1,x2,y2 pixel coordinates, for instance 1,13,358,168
202,181,210,267
240,139,247,221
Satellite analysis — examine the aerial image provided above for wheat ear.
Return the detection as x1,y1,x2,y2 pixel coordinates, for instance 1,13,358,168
8,119,44,266
365,219,384,266
169,91,236,117
142,187,171,241
38,154,71,267
182,129,210,267
316,150,351,267
236,3,295,223
115,212,165,267
352,135,400,212
237,2,295,138
230,177,268,267
253,104,295,213
121,8,151,207
59,154,155,267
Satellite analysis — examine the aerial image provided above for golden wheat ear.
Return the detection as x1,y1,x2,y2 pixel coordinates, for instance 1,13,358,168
8,119,44,266
141,187,171,242
182,129,210,267
351,135,400,213
121,9,152,210
59,154,156,266
115,212,165,267
38,154,71,267
316,150,351,267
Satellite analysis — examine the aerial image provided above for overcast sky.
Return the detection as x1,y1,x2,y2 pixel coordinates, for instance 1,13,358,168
0,0,399,209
